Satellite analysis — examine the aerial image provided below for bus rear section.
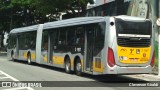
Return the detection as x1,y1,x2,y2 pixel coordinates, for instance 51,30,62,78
106,16,154,74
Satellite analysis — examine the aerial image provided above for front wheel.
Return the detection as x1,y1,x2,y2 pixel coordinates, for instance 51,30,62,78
75,59,82,76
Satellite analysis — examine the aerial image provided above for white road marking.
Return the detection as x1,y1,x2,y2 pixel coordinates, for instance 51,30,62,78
0,71,18,81
3,87,34,90
0,70,34,90
0,77,10,79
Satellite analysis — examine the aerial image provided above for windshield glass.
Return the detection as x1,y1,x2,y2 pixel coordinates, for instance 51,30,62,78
115,19,152,36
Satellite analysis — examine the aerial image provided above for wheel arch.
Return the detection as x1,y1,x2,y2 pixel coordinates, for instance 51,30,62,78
64,55,71,66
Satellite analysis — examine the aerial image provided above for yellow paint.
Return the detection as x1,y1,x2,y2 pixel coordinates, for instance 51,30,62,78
93,62,104,73
81,60,84,71
23,52,27,60
71,59,74,68
31,53,36,61
117,46,151,64
43,55,48,62
23,52,36,61
52,56,64,65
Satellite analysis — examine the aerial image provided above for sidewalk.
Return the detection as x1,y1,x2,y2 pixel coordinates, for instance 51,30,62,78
126,74,160,81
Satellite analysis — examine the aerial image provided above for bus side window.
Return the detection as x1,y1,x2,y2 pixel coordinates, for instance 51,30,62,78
75,26,84,45
42,31,48,51
58,29,67,45
67,27,75,46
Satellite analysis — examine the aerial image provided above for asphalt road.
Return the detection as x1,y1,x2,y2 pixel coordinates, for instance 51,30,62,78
0,54,159,90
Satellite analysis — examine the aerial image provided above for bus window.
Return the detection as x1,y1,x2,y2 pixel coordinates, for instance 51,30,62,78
75,26,84,46
42,31,48,51
58,29,67,45
67,27,75,46
30,31,37,50
19,33,26,50
8,34,16,49
94,22,105,56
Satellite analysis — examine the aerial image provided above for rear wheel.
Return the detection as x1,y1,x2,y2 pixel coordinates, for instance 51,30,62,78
75,59,82,76
27,54,31,65
65,58,71,74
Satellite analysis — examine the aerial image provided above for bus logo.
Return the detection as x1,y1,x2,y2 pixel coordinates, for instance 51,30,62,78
143,53,146,57
136,49,140,54
130,49,134,55
120,48,127,52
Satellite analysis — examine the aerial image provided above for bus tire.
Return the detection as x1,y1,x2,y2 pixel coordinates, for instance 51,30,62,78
27,54,31,65
75,59,82,76
65,57,71,74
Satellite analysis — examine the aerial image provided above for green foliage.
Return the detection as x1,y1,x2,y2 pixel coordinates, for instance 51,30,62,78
0,0,94,33
155,41,158,67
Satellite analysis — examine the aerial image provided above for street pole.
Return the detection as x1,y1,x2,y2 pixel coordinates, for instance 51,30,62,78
158,0,160,77
78,0,80,17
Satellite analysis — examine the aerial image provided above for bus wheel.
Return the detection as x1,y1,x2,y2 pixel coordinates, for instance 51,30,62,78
27,54,31,65
65,58,71,74
75,59,82,76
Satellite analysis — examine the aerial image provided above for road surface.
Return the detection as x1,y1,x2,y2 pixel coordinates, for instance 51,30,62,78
0,54,159,90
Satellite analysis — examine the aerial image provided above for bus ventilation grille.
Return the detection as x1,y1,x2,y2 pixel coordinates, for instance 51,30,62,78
117,37,151,47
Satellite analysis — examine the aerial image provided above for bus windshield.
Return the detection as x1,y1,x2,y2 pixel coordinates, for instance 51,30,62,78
115,19,152,36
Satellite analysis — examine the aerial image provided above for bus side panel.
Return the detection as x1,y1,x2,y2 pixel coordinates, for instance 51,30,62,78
104,17,118,74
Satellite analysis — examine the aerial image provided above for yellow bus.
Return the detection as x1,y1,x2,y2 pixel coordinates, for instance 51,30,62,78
7,15,154,75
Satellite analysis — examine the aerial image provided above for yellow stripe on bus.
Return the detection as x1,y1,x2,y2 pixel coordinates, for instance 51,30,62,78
23,52,27,60
52,56,64,65
31,53,36,61
43,55,48,63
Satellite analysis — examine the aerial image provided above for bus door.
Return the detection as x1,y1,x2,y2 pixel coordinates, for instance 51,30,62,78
41,31,49,63
50,30,58,64
15,35,19,59
85,28,95,71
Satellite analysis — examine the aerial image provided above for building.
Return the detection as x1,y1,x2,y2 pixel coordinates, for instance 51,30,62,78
87,0,152,19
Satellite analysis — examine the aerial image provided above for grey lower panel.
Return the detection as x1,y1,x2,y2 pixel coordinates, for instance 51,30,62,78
116,65,152,74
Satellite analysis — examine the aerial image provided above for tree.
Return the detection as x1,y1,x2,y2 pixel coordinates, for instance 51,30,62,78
0,0,94,32
32,0,94,19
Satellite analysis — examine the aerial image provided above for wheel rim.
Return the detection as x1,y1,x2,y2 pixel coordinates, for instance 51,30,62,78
66,61,70,72
76,62,82,72
28,56,31,64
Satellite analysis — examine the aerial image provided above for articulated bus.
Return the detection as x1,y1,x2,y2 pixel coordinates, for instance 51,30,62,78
7,15,154,75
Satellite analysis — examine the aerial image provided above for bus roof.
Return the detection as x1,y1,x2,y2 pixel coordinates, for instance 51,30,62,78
10,15,149,34
10,24,39,34
43,17,106,30
115,15,149,21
